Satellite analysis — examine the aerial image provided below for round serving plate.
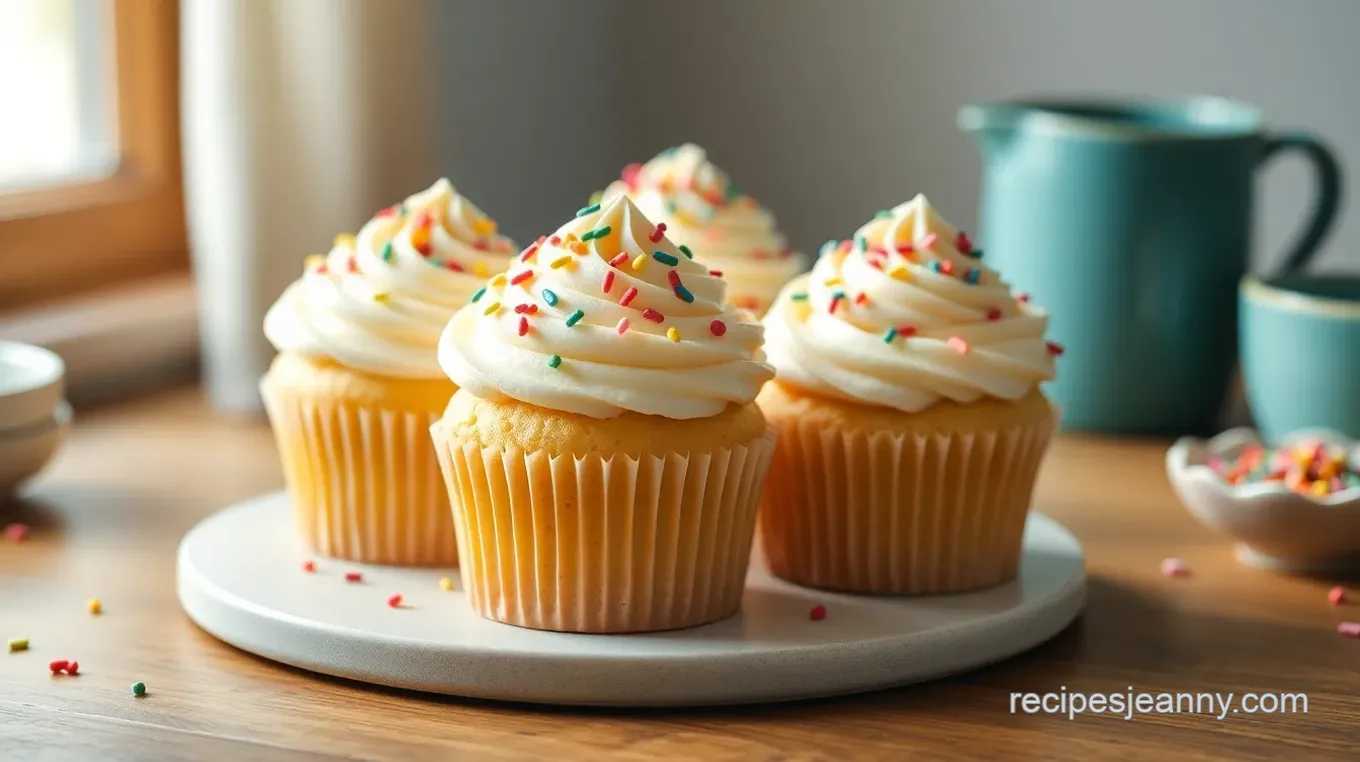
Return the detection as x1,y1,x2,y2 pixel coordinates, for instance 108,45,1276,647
177,491,1085,707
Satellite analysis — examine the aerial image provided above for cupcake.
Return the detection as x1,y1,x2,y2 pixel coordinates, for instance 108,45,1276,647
758,194,1061,595
602,144,801,316
261,179,517,566
431,195,776,633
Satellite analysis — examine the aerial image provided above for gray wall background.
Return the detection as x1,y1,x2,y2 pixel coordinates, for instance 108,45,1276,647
436,0,1359,273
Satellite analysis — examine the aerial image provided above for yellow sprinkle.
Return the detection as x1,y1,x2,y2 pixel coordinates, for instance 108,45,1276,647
473,261,489,277
483,301,501,316
87,598,102,615
673,211,697,227
889,266,910,282
1311,480,1330,496
473,218,498,236
824,276,843,287
568,241,588,255
550,255,575,270
439,577,453,591
304,254,326,271
666,327,680,342
564,232,579,243
588,190,604,205
373,292,390,304
631,254,647,271
333,233,355,248
489,273,507,288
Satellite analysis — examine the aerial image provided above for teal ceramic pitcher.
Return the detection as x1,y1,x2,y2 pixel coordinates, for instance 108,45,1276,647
958,97,1341,435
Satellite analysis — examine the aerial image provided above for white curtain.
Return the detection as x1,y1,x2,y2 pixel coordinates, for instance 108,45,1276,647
181,0,439,414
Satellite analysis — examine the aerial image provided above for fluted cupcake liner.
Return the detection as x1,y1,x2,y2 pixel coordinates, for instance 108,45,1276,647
758,411,1055,595
261,380,456,566
432,424,776,633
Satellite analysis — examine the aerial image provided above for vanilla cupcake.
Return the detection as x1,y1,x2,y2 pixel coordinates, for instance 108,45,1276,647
431,195,775,633
261,179,516,566
758,194,1061,595
602,144,801,316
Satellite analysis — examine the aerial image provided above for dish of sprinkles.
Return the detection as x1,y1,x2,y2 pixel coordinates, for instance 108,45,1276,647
1207,441,1360,497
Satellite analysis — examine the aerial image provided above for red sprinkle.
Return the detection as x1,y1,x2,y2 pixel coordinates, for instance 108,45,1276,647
548,235,562,245
641,308,664,323
519,243,539,262
667,270,682,287
710,320,727,337
986,307,1002,321
1161,557,1190,578
616,318,630,335
648,222,667,243
513,303,538,314
947,337,969,354
472,240,488,251
920,232,938,249
49,660,69,674
828,295,843,314
895,243,915,255
509,269,534,286
375,205,398,218
302,560,316,573
415,241,432,257
387,594,403,609
708,269,723,277
854,292,869,306
608,252,630,268
1329,586,1348,605
444,260,464,273
897,325,918,337
957,231,973,253
3,523,30,542
518,316,529,336
1337,622,1360,638
344,572,363,583
619,287,639,307
602,270,616,294
939,260,955,275
1017,292,1031,303
809,605,827,622
65,661,79,675
347,258,359,274
1046,341,1065,356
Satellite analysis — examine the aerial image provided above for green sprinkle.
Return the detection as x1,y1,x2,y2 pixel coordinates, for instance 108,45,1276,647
665,201,679,214
725,184,741,202
547,354,562,369
576,203,600,217
381,241,394,262
541,288,559,306
652,250,680,266
970,248,984,259
855,234,867,252
875,210,893,219
565,309,585,327
678,244,693,259
819,240,837,257
8,637,28,652
883,327,898,343
470,287,487,303
831,289,846,302
398,202,407,214
674,285,695,303
131,682,147,697
790,292,809,301
580,225,612,241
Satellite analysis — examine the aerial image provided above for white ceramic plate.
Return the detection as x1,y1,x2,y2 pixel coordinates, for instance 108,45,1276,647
177,491,1086,707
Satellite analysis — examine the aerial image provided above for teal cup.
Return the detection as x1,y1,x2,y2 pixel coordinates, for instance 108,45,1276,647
1240,275,1360,444
959,97,1342,435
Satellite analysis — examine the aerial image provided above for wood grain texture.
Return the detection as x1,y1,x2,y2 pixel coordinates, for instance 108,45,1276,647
2,386,1357,761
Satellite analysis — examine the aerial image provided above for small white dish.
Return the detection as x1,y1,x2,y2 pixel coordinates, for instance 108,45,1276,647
0,401,70,497
1166,427,1360,574
0,341,65,433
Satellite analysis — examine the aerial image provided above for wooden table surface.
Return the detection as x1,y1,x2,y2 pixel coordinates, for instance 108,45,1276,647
2,385,1357,761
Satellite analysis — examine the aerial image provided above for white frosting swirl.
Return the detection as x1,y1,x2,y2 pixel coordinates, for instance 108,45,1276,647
603,144,802,314
264,179,517,378
438,195,773,419
763,194,1059,413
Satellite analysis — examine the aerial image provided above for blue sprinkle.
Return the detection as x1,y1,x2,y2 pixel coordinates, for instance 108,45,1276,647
652,250,680,266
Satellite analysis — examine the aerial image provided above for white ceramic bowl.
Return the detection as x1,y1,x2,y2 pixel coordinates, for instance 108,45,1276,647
0,340,65,433
1166,427,1360,574
0,401,70,497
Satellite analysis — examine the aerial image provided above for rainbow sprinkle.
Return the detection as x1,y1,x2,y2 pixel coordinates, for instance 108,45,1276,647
548,354,562,368
666,327,680,342
510,270,534,286
673,284,694,303
889,266,910,282
474,218,498,236
620,287,639,307
473,262,489,277
576,203,601,217
652,250,679,266
381,241,394,262
372,292,390,304
518,316,529,336
883,327,898,343
986,307,1002,321
1208,440,1360,496
948,336,969,353
649,223,667,243
483,301,501,316
514,303,537,314
471,287,487,303
542,288,559,306
581,225,612,241
602,270,615,294
678,244,693,259
616,318,630,335
790,292,809,301
631,254,647,271
920,232,938,249
550,255,574,269
565,309,585,327
641,308,664,323
489,273,507,288
709,319,726,337
965,268,981,285
824,276,843,287
1046,341,1065,356
568,241,588,255
608,252,630,268
854,234,867,252
828,290,845,314
875,210,893,219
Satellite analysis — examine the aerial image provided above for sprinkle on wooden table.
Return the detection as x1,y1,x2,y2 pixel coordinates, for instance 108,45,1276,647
8,637,28,652
1329,586,1348,605
65,660,79,675
49,660,69,674
439,577,454,591
1160,558,1190,578
344,572,363,583
809,605,827,622
87,598,102,615
387,594,403,609
131,681,147,697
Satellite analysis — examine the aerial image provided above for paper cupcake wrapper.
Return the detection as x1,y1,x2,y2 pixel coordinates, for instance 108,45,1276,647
432,424,776,633
261,379,456,566
758,411,1055,595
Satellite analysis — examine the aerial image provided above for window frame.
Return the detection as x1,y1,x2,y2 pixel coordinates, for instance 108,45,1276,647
0,0,186,312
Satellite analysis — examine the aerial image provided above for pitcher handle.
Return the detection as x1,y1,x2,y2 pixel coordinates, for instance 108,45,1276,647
1258,132,1343,274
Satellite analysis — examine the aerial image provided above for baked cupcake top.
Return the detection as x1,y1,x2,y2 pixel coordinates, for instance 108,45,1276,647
438,195,773,420
763,194,1061,413
602,144,802,313
264,179,517,378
